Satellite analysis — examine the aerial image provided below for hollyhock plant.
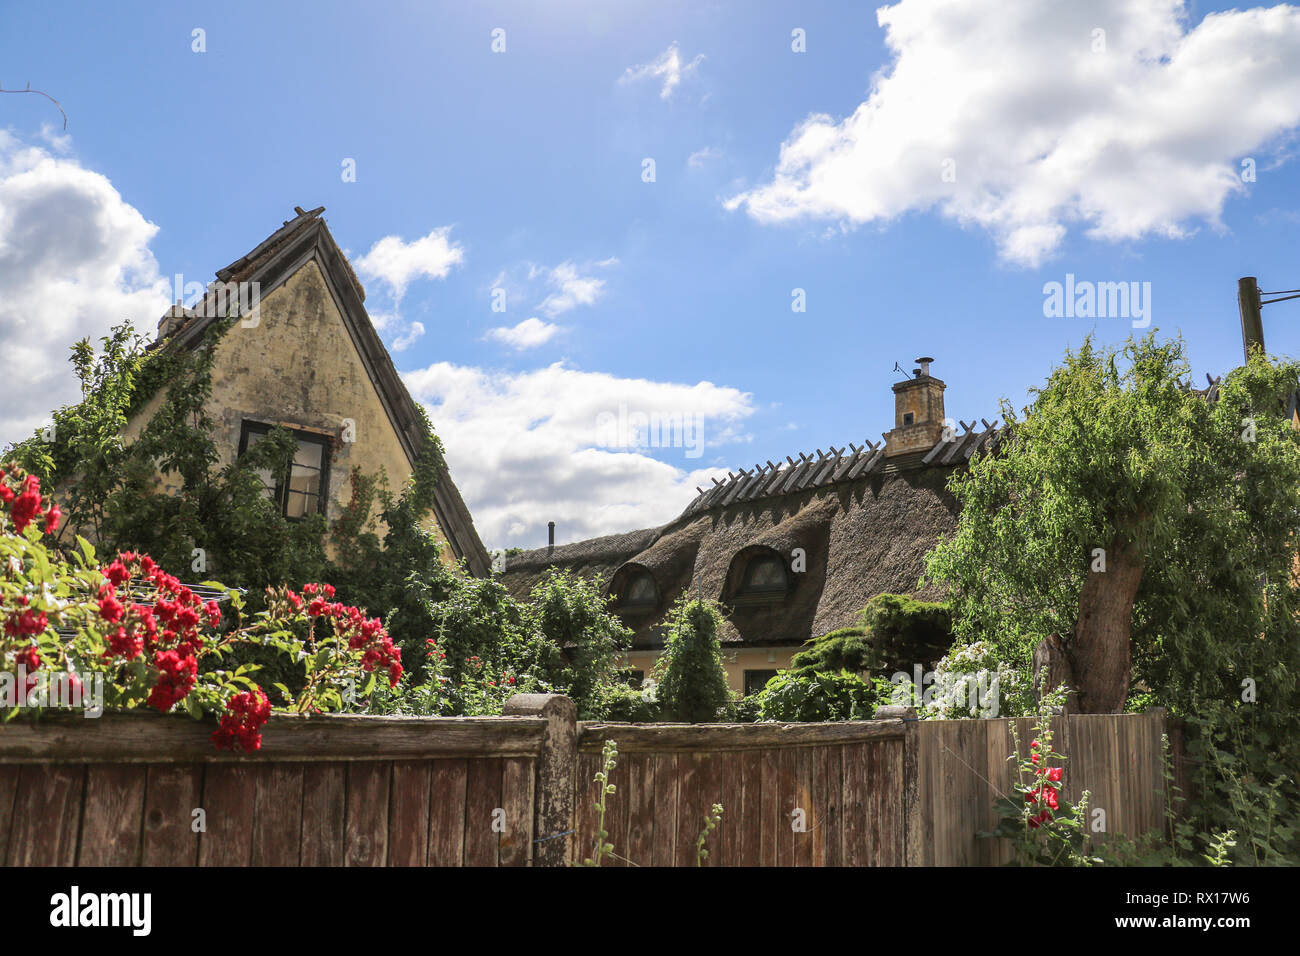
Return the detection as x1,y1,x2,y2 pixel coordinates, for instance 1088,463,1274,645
1,463,399,751
979,691,1101,866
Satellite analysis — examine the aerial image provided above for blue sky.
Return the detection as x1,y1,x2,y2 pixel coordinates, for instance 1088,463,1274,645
4,0,1300,549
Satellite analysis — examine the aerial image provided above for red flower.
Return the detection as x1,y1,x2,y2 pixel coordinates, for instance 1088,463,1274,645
42,504,61,534
102,561,131,587
145,649,197,712
97,588,125,624
3,601,47,639
9,482,44,533
211,688,272,752
14,645,41,671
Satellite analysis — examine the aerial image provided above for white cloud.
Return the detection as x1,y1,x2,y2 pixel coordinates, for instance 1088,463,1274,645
391,320,425,351
537,261,609,317
495,257,617,320
726,0,1300,266
355,226,463,350
485,317,561,350
620,42,705,100
0,132,170,445
402,362,755,548
355,226,464,299
688,146,722,168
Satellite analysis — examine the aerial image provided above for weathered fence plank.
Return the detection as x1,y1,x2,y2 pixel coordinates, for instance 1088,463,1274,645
300,763,346,866
344,762,390,866
8,764,82,865
388,760,433,867
79,765,147,866
426,759,467,866
199,764,256,866
141,765,201,866
251,763,305,866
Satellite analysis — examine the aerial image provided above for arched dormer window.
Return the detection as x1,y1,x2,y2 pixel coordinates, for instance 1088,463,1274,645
610,564,660,614
740,554,788,594
725,546,791,604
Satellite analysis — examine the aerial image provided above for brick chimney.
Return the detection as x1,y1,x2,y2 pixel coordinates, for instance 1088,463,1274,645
883,356,946,457
156,301,195,342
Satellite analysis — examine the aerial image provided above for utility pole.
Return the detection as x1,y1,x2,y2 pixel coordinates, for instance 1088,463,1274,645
1238,277,1264,363
1238,276,1300,363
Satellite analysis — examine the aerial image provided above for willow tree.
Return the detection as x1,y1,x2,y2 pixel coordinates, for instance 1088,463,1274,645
926,332,1300,716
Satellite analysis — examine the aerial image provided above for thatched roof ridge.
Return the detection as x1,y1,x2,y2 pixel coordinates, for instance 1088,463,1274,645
680,422,1001,520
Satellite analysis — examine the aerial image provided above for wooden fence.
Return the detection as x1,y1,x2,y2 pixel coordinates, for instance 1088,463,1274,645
0,696,1171,866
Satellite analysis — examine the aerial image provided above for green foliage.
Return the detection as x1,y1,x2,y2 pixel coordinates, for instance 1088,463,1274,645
721,693,762,723
756,669,877,722
926,332,1300,864
366,565,629,719
790,593,952,676
527,570,631,717
696,803,724,866
580,739,619,867
597,680,661,722
652,598,732,723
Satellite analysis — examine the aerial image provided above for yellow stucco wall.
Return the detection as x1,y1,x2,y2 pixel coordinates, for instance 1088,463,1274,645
121,258,455,566
622,645,801,696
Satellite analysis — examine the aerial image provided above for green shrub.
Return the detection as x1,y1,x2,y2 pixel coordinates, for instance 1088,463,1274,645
653,598,731,723
790,593,953,677
721,694,761,723
597,681,661,722
756,670,877,722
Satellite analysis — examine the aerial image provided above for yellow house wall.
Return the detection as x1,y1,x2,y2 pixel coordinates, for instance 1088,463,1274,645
121,258,455,567
622,645,801,696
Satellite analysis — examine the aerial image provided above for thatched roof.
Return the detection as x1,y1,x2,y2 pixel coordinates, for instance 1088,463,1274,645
149,206,491,577
500,423,1003,649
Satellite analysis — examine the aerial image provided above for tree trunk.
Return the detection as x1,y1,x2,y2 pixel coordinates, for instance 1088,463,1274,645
1069,533,1145,713
1032,633,1077,714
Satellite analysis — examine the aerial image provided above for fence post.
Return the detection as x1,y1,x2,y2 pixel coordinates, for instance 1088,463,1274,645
504,693,576,867
875,704,921,866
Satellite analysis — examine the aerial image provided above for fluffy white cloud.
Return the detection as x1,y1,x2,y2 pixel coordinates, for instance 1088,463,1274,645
401,362,754,548
535,260,609,317
0,132,170,445
485,317,561,350
726,0,1300,266
620,42,704,100
355,226,464,298
355,226,463,350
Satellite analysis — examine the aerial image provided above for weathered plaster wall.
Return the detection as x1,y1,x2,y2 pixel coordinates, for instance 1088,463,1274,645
122,258,455,566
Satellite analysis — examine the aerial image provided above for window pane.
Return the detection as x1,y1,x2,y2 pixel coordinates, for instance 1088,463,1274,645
745,557,786,591
625,573,656,605
242,431,277,499
287,466,320,498
285,491,317,519
293,439,323,469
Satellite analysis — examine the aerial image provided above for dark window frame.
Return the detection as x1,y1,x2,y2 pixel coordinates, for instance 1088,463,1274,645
739,554,788,594
614,568,660,615
237,420,331,521
744,669,779,697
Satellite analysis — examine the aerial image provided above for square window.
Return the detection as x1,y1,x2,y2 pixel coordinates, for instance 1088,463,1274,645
744,669,779,697
903,412,915,426
238,421,330,520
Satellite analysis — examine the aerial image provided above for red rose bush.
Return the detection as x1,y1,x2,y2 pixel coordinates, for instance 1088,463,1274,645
0,465,400,752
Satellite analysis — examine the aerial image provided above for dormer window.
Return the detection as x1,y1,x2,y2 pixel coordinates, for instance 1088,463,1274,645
740,554,788,594
238,421,330,519
611,565,660,613
724,547,792,605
